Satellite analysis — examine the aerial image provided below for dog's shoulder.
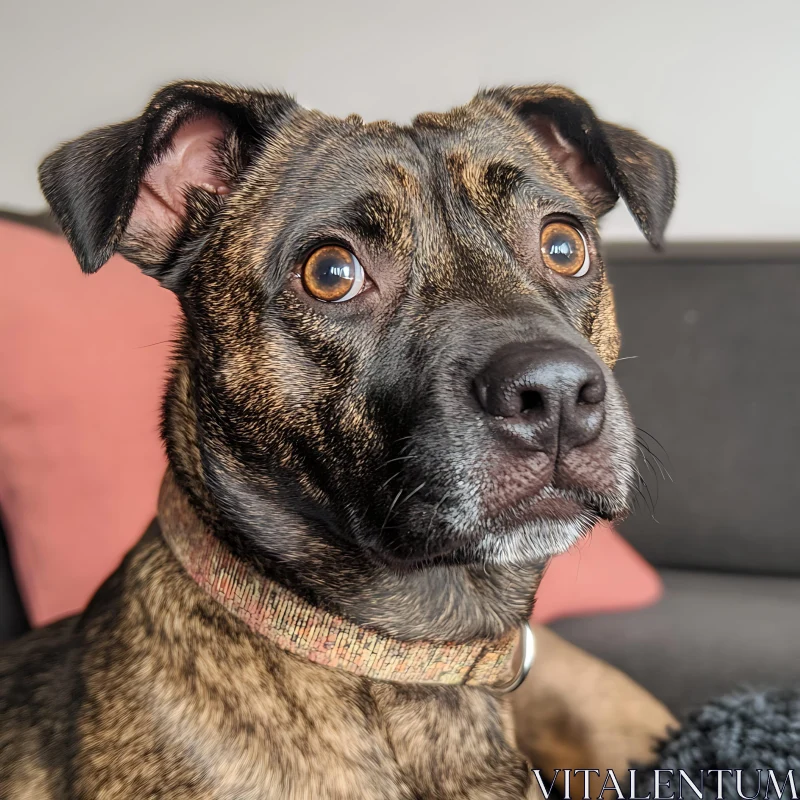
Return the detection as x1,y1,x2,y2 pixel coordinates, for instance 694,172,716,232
0,525,159,796
0,616,78,797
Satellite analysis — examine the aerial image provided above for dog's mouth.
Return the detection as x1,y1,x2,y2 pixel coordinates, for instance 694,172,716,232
519,490,595,522
362,409,635,568
365,479,626,570
491,483,617,524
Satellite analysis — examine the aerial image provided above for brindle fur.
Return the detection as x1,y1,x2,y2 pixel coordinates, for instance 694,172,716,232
0,82,675,798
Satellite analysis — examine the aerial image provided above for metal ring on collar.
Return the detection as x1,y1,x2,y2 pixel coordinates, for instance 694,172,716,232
489,620,536,696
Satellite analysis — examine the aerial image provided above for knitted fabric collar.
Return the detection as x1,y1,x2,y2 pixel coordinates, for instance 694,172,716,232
158,470,520,688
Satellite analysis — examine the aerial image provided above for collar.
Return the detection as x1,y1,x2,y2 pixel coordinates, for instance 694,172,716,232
158,471,531,690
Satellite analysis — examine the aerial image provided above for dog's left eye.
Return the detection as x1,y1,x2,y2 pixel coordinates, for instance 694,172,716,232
540,222,590,277
301,245,366,302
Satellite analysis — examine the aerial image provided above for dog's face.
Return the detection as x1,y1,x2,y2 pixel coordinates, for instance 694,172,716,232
41,83,675,572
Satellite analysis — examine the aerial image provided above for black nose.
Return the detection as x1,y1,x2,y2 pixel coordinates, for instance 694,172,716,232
473,341,606,452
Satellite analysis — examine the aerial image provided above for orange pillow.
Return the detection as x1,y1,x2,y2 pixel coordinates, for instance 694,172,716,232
0,220,661,627
0,221,174,624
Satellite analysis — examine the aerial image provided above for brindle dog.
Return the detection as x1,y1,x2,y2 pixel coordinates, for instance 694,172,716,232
0,83,675,798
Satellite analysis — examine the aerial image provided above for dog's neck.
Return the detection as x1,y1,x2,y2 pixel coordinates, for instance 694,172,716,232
158,469,523,687
171,467,541,644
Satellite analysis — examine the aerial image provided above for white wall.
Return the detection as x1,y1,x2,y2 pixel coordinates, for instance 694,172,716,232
1,0,798,241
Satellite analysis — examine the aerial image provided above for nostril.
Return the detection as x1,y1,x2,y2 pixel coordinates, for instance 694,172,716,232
473,343,606,434
519,390,544,414
576,377,606,406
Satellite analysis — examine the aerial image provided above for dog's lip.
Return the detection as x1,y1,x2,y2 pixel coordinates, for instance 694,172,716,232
368,484,616,569
482,484,611,528
516,491,585,519
483,480,614,517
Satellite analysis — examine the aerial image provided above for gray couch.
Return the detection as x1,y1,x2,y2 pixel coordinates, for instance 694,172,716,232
1,214,798,718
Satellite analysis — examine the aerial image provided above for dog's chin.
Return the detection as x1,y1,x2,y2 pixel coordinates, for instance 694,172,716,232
445,494,601,568
368,487,621,570
454,514,594,567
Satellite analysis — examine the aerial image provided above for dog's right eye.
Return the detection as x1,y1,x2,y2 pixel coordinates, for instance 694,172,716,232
301,245,366,302
540,221,590,277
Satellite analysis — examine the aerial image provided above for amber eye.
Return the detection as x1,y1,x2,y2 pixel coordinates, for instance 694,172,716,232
540,222,590,277
301,245,366,302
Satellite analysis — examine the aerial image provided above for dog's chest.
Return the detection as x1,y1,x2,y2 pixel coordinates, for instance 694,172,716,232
134,657,535,799
78,646,535,799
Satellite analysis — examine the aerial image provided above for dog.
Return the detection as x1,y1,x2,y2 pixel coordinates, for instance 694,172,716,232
0,82,675,799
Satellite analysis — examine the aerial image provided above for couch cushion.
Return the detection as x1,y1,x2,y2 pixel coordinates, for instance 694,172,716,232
551,568,800,718
609,255,800,575
0,220,176,625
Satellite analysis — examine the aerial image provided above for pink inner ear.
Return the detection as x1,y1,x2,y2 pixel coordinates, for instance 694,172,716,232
129,115,231,238
530,118,614,210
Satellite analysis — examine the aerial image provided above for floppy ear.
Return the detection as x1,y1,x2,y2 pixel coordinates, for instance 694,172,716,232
480,85,676,248
39,81,297,281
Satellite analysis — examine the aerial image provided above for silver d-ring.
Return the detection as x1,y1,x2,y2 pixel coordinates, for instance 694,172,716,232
489,621,536,696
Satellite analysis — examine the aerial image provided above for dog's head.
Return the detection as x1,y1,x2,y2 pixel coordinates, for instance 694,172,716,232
40,82,674,575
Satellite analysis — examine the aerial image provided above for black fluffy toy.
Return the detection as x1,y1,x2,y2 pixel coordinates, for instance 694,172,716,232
634,688,800,799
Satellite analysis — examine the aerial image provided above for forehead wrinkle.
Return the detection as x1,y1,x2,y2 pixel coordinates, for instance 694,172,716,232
337,190,410,252
408,181,523,306
253,112,407,197
426,149,519,263
478,159,526,206
405,150,518,304
445,153,529,225
280,122,424,219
